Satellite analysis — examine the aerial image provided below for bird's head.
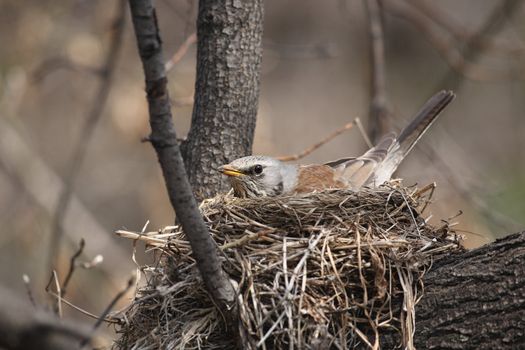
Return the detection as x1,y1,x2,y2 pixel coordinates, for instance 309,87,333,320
219,156,290,198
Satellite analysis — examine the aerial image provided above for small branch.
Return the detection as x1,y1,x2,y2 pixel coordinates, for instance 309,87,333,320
47,291,120,324
384,0,524,82
439,0,524,88
47,0,127,272
221,229,274,250
277,122,354,162
22,274,37,308
406,0,525,56
364,0,391,143
416,0,524,230
0,118,131,286
61,238,85,299
418,142,521,232
79,276,135,348
53,270,63,317
128,0,237,332
165,32,197,72
355,117,374,148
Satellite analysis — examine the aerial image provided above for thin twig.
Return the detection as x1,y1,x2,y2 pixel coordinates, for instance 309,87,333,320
277,122,354,162
413,182,436,214
47,0,127,272
419,143,520,231
22,274,37,308
0,119,130,286
355,117,374,148
47,291,121,324
79,276,135,348
221,229,274,250
165,32,197,72
53,270,63,318
406,0,525,56
62,238,85,299
438,0,523,88
385,0,524,82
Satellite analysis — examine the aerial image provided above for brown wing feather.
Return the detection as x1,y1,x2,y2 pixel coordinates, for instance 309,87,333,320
295,165,345,193
330,132,396,189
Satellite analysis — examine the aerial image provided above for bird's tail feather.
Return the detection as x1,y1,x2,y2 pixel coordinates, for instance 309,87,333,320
396,90,456,157
370,90,455,185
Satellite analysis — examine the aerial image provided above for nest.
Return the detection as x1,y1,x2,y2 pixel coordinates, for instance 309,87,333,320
114,182,462,349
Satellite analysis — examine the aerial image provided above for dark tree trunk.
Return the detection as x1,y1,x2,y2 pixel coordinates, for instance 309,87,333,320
382,231,525,349
181,0,264,200
128,0,237,331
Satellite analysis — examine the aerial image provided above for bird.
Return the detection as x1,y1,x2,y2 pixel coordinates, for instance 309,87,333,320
219,90,455,198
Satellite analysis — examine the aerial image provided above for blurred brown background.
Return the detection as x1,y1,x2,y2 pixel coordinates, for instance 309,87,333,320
0,0,524,346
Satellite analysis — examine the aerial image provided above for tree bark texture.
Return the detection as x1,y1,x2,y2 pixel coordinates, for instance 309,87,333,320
128,0,237,330
182,0,264,200
382,231,525,349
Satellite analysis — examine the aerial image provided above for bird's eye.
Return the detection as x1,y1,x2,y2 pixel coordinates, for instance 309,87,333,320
253,164,263,175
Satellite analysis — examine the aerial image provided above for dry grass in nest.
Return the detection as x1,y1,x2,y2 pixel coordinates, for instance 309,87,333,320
114,182,462,349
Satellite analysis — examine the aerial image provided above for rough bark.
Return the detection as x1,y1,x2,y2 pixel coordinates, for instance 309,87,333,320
382,231,525,349
181,0,264,200
128,0,237,331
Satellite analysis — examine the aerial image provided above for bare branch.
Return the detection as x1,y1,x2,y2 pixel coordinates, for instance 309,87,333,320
418,142,522,232
437,0,524,88
47,291,120,324
406,0,525,56
354,117,374,149
61,238,85,299
384,0,524,82
165,32,197,72
0,118,131,286
79,276,135,348
128,0,237,331
365,0,391,143
277,122,354,162
22,274,37,308
47,0,127,271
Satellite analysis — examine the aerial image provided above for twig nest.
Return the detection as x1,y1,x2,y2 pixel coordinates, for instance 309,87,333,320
115,183,462,349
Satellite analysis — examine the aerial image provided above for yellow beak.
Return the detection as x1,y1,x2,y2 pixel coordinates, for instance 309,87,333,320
219,165,243,177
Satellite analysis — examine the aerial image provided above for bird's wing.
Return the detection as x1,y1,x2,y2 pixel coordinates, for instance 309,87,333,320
294,164,346,193
329,90,455,189
328,133,397,189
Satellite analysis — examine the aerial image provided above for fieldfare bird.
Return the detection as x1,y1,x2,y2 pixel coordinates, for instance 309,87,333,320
219,90,455,198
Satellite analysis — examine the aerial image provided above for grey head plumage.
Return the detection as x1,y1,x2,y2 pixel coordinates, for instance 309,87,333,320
219,156,298,198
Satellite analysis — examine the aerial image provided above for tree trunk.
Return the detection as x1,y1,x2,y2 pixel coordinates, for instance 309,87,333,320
128,0,237,332
382,231,525,349
181,0,264,201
